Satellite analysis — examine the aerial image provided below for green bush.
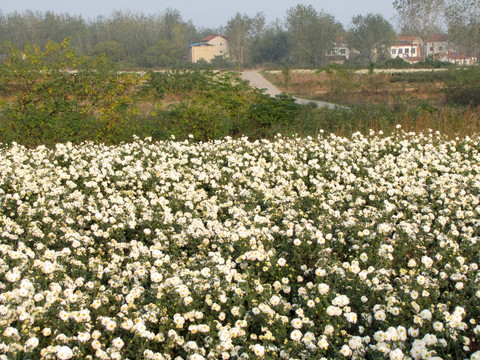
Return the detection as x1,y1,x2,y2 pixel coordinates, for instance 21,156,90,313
443,66,480,106
388,70,452,83
0,39,141,147
381,57,412,69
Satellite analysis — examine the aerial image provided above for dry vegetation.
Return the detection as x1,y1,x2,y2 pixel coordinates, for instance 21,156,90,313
264,69,445,105
261,68,480,139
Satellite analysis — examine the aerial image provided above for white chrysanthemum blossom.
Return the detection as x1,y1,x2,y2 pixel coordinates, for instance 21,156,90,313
290,330,302,342
56,346,74,360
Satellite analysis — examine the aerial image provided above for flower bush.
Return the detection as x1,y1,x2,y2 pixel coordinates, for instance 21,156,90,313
0,130,479,360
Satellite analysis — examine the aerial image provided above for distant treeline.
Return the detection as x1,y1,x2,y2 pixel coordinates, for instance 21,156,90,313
0,2,479,69
0,7,395,69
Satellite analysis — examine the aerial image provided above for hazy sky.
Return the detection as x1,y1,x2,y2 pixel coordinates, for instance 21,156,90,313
1,1,397,29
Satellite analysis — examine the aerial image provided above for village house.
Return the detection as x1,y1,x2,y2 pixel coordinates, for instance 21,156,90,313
390,34,477,65
187,35,229,63
426,34,449,59
327,36,350,64
426,35,477,65
390,35,422,63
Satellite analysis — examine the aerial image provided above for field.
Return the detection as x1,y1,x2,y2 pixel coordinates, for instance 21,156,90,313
1,131,479,360
263,68,449,106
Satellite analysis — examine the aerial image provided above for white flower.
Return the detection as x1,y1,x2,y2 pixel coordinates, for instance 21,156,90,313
277,257,286,266
78,332,90,342
5,270,20,282
190,355,205,360
150,271,163,283
25,337,39,349
252,344,265,357
290,330,302,341
348,336,362,350
112,337,124,349
345,312,358,323
374,310,386,321
324,325,334,336
318,283,330,294
326,305,342,316
339,345,352,357
420,309,432,321
56,346,74,360
291,318,303,329
270,295,281,306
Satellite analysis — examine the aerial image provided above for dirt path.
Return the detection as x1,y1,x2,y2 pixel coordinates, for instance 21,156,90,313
240,70,339,109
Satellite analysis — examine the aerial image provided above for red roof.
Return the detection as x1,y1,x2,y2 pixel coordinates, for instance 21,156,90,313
392,40,419,47
428,34,447,42
201,35,228,42
448,51,466,60
398,35,421,43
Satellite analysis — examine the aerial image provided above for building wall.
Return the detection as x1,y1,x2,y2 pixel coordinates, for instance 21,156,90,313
188,45,216,63
205,36,229,57
426,41,448,58
390,44,421,59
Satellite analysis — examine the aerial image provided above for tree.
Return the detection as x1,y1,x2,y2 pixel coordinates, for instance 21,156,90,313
444,0,480,60
93,40,126,62
348,13,397,62
225,12,265,68
285,5,342,67
393,0,445,61
251,21,291,65
0,39,141,146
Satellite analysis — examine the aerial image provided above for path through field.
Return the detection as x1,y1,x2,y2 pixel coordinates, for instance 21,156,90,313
240,70,339,109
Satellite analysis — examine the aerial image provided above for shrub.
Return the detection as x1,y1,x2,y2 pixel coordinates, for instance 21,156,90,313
443,66,480,107
0,39,142,147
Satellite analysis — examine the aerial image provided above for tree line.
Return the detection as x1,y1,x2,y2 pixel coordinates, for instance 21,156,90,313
0,1,479,68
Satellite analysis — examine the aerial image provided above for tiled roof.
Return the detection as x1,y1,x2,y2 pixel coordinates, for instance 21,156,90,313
428,34,447,42
392,40,416,46
398,35,421,43
201,35,228,42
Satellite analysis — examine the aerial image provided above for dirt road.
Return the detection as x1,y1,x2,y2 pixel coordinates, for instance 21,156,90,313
240,70,339,109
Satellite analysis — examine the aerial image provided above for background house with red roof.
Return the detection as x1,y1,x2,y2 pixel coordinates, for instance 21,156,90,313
327,36,350,64
187,35,229,63
390,34,477,64
426,34,449,60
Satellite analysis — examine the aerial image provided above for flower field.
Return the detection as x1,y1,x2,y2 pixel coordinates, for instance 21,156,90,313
1,131,479,360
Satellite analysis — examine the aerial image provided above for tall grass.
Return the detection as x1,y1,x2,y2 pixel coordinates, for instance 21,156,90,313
285,101,480,140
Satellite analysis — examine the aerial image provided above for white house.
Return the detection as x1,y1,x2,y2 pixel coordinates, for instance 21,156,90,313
426,34,449,60
390,34,477,65
390,36,422,63
328,36,350,63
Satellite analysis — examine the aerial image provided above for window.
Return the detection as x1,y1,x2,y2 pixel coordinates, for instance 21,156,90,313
392,49,397,55
405,48,409,54
430,46,434,51
398,49,403,54
412,48,416,54
439,46,443,51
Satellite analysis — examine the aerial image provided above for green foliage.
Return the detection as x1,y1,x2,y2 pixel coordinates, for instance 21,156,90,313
347,13,397,63
381,57,412,69
250,30,291,65
141,70,302,141
143,69,213,99
93,40,126,62
285,5,343,67
444,66,480,106
0,39,141,147
388,70,452,83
